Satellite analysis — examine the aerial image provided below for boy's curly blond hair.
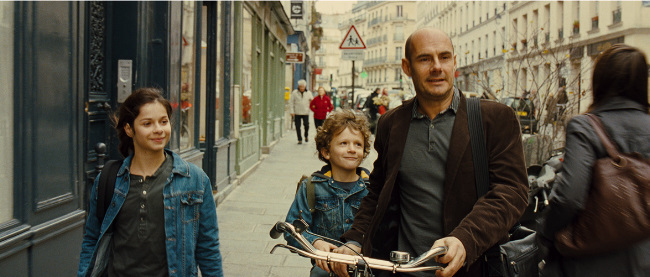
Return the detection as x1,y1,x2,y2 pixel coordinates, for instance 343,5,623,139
315,109,372,163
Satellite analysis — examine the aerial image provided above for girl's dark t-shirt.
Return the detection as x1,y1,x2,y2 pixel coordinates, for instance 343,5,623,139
108,154,173,277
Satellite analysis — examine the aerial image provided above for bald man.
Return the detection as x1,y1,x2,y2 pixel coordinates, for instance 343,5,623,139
329,28,528,277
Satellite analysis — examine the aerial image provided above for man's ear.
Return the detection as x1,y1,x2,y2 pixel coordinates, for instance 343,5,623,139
401,58,412,77
453,53,457,72
124,124,134,138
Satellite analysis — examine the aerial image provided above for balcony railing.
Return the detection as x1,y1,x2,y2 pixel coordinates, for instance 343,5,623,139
364,56,388,66
613,9,621,24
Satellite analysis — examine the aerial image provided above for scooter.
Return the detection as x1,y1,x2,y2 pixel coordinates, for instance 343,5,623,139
520,152,564,231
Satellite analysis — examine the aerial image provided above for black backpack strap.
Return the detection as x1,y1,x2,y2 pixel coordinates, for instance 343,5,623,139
97,159,122,228
466,98,490,197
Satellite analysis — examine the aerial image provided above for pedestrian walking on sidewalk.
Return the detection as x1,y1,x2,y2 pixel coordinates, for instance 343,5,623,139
284,109,372,277
538,44,650,277
310,86,334,131
364,88,381,134
290,79,314,144
78,88,223,277
331,28,528,277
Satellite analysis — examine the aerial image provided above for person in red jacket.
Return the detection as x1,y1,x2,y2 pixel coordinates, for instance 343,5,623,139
310,86,334,130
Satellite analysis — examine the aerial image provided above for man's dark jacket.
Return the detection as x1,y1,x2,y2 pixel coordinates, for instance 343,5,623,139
341,93,529,276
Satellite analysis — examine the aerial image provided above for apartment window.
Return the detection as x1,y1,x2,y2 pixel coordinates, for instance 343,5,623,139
0,1,14,224
395,68,401,81
573,1,580,34
395,46,402,61
493,31,497,56
613,1,622,24
512,18,518,46
592,2,599,29
397,5,403,17
558,1,564,30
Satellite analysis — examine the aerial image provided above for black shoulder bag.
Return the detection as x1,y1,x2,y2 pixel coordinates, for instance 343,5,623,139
466,98,541,277
96,159,122,232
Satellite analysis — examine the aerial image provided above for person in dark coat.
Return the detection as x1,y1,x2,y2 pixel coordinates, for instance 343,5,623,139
365,88,381,133
329,28,529,277
539,44,650,276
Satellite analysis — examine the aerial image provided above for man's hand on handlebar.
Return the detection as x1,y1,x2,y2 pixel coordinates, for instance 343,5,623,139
313,239,338,273
330,243,361,277
432,236,466,277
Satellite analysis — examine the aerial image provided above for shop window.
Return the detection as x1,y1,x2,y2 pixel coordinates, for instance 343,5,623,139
198,4,225,143
241,9,253,125
0,1,14,223
215,4,224,138
180,1,197,150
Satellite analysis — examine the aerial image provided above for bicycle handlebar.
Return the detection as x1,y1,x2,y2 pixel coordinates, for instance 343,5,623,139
269,221,447,274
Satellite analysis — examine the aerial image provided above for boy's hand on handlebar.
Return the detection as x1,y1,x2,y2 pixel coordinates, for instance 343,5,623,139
432,237,466,277
330,243,361,277
313,240,338,273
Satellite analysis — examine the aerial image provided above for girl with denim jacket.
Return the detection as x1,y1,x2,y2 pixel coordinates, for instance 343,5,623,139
284,109,372,277
78,88,223,277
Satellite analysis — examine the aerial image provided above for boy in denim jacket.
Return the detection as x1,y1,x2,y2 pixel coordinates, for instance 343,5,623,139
284,109,372,277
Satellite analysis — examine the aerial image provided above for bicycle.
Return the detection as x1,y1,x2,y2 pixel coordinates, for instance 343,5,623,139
269,220,447,277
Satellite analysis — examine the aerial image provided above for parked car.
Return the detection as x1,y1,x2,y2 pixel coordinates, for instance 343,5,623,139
501,97,538,134
386,89,415,110
349,89,372,113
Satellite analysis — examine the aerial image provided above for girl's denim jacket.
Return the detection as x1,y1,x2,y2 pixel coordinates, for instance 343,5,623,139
284,165,370,248
77,150,223,277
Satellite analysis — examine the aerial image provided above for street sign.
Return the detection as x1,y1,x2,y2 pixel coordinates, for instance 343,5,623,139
341,49,364,61
290,1,303,19
339,25,366,49
286,52,304,63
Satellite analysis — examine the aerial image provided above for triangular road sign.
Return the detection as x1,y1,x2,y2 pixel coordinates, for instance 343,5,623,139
339,25,366,49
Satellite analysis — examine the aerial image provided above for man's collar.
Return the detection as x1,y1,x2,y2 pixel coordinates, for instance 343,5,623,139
411,87,460,119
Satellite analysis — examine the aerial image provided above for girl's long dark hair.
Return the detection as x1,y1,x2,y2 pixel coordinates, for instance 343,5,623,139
113,88,172,157
590,44,649,113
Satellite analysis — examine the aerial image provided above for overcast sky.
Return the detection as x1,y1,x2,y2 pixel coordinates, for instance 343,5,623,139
315,0,356,15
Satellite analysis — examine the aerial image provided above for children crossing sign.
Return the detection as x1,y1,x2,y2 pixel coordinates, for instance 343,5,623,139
339,25,366,49
340,25,365,60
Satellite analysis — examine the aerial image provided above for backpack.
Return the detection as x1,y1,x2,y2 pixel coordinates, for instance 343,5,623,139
96,159,123,231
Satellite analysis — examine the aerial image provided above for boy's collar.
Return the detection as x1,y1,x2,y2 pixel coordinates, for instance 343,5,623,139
317,164,370,180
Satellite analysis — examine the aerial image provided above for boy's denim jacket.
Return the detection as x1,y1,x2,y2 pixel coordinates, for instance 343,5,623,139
78,150,223,277
284,165,370,248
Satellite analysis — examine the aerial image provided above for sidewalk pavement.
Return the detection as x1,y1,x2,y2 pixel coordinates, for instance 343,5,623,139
217,131,376,276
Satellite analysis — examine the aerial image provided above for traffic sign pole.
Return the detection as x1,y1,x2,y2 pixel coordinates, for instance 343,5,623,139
351,61,355,106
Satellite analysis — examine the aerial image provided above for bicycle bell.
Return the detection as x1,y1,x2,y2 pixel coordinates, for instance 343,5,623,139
390,251,410,264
